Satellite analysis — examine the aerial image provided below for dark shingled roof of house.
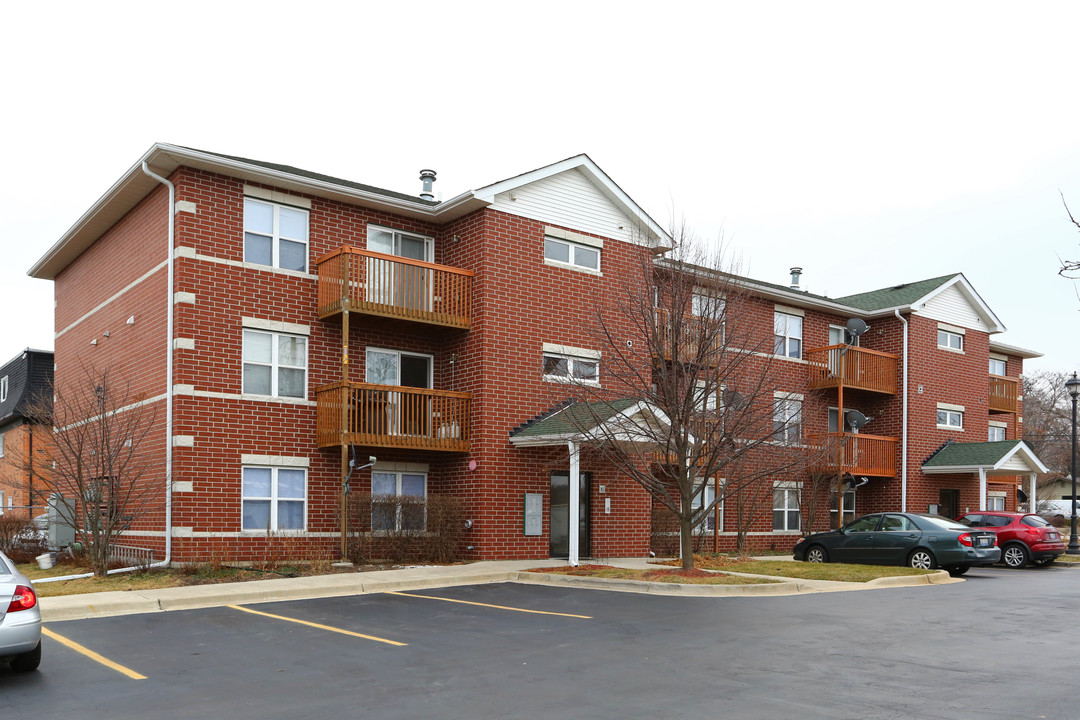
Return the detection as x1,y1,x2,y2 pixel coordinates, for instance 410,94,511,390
922,440,1026,469
510,398,640,439
0,349,53,430
834,274,959,312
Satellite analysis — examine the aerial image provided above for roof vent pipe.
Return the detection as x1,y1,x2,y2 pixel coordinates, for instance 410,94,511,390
790,266,803,291
419,169,437,200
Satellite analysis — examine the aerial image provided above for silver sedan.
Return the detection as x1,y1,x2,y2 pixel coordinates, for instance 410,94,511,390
0,550,41,672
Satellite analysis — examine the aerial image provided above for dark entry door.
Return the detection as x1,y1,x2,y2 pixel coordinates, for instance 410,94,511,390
939,489,959,520
550,471,590,558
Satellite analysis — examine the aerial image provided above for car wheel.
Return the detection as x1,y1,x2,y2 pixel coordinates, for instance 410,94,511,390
1002,544,1030,569
10,640,41,672
806,545,828,563
947,565,970,577
908,549,937,570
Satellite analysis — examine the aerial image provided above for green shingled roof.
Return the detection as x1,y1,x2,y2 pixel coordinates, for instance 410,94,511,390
834,274,959,312
922,440,1026,469
511,398,641,439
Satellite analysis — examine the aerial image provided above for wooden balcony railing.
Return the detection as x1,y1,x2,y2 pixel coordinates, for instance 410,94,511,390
316,381,471,452
806,345,898,395
807,432,899,478
988,374,1019,413
317,246,473,329
653,308,724,363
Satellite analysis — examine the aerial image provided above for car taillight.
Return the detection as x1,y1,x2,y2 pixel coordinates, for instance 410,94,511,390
7,585,37,612
958,533,973,547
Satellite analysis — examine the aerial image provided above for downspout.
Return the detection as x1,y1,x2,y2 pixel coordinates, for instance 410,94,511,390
38,164,176,585
894,310,909,512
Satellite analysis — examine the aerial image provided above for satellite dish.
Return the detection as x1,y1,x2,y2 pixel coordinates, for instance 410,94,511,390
722,389,746,410
845,318,869,339
844,410,869,431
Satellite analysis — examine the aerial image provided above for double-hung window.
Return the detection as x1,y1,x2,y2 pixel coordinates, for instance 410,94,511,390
937,404,964,429
244,198,309,272
0,375,7,403
543,346,600,385
371,471,427,531
773,393,802,443
774,311,803,359
773,482,800,531
544,235,600,272
988,423,1006,441
989,357,1007,376
243,330,307,398
830,490,856,525
691,479,724,532
938,328,964,351
242,467,306,531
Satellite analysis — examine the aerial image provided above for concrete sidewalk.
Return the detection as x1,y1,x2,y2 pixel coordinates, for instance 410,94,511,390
38,557,957,622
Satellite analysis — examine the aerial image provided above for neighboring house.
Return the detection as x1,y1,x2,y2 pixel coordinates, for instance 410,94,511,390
0,349,53,518
28,144,1045,562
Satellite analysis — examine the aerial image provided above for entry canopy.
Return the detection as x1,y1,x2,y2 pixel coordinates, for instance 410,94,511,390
921,440,1048,476
509,398,693,449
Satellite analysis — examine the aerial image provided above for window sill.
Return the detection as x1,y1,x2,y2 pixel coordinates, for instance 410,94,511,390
544,258,602,277
771,354,808,365
937,425,964,432
543,376,601,387
937,346,965,354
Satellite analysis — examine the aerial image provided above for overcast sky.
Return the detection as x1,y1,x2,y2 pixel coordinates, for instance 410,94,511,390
4,2,1079,377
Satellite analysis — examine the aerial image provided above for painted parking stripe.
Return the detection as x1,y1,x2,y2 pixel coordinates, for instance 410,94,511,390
386,591,592,618
41,627,147,680
227,605,407,646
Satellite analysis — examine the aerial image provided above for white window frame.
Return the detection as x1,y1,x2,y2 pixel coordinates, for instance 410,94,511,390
989,356,1007,376
773,392,803,443
774,310,803,359
242,329,308,399
773,481,801,532
241,466,307,532
542,344,600,386
544,235,601,273
371,470,428,531
987,491,1006,511
243,197,310,272
0,375,7,403
937,403,964,430
692,478,725,533
828,325,859,347
0,431,5,458
366,224,434,262
937,327,964,352
830,489,856,525
988,421,1007,442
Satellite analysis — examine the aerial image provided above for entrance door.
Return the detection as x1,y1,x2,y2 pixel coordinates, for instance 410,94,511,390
550,471,590,558
365,349,432,436
938,489,959,520
367,227,433,309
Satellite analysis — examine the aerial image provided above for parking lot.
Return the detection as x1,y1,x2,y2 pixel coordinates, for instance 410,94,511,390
3,564,1078,719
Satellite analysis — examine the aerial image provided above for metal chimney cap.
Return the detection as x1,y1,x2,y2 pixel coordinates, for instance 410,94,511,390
419,169,437,200
789,266,803,290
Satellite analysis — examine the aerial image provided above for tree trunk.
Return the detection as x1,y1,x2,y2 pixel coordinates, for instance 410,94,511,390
680,517,695,570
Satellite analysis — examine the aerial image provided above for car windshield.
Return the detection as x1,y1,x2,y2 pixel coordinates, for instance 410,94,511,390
917,515,969,531
1021,515,1051,528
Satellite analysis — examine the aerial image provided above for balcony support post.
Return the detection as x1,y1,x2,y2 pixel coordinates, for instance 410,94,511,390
339,254,352,563
834,384,845,529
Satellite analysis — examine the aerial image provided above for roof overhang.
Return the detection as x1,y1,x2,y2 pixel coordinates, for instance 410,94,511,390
988,340,1042,360
909,273,1006,333
922,441,1049,476
509,399,689,448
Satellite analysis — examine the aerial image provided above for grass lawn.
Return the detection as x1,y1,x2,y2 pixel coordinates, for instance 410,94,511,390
526,565,780,585
662,554,936,582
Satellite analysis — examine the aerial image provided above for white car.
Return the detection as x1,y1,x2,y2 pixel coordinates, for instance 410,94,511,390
0,550,41,672
1038,500,1080,521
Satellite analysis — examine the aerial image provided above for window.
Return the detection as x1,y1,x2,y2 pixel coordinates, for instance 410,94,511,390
243,198,309,271
987,494,1006,511
937,408,963,429
881,514,916,532
371,471,427,531
828,325,859,347
543,351,599,384
773,394,802,443
773,482,800,531
0,375,7,402
694,381,719,413
989,357,1007,376
774,311,803,358
692,291,724,318
243,330,307,398
988,424,1006,442
692,479,724,532
544,235,600,271
368,225,433,261
830,490,856,525
242,467,306,531
0,431,4,458
937,329,963,351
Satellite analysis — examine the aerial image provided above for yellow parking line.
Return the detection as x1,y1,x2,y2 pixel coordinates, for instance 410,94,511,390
41,627,147,680
386,591,592,618
227,605,407,646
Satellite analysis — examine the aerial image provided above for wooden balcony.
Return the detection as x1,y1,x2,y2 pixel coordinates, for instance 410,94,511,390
807,345,898,395
653,308,724,363
807,432,899,478
316,381,471,452
317,246,473,329
988,374,1019,413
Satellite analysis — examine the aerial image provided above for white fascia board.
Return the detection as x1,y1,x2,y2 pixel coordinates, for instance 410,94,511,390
473,154,672,249
995,442,1050,474
509,432,579,447
909,274,1006,333
988,340,1043,360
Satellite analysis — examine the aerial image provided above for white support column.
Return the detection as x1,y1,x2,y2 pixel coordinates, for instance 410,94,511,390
568,441,580,567
979,468,987,511
1029,474,1038,513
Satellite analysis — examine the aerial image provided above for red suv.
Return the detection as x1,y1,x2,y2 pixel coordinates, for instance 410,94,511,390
956,511,1066,568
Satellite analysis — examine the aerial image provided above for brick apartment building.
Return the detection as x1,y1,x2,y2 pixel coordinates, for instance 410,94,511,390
0,349,53,518
28,144,1045,564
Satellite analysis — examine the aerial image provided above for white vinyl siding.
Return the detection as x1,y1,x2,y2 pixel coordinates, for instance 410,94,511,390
490,168,634,244
918,284,989,331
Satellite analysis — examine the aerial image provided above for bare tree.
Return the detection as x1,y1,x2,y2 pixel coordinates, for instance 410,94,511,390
1022,370,1074,500
24,365,159,575
556,228,820,569
1058,194,1080,280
